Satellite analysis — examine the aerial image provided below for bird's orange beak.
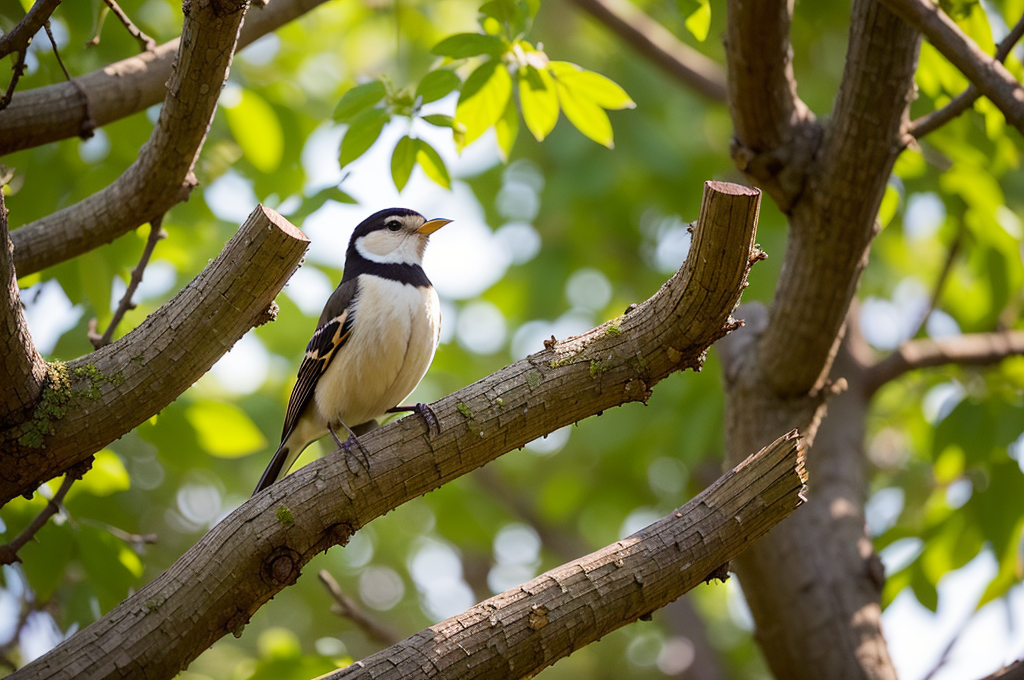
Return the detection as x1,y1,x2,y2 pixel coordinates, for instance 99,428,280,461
417,218,452,235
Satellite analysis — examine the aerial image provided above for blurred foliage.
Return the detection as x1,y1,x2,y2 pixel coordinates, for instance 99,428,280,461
1,0,1023,677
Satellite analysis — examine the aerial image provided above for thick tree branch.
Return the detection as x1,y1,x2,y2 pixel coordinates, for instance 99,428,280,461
565,0,726,101
879,0,1024,135
725,0,821,212
757,0,919,398
0,0,62,60
864,330,1024,395
0,206,308,506
910,14,1024,138
11,181,762,680
8,0,248,276
980,660,1024,680
0,189,46,422
0,0,331,156
320,432,806,680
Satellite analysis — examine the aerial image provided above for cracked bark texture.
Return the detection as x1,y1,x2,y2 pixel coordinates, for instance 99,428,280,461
8,0,250,275
10,181,762,680
0,0,330,156
320,433,806,680
719,0,920,679
0,206,308,506
0,190,46,422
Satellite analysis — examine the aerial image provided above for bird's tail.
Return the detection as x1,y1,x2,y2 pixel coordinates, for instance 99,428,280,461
253,434,302,496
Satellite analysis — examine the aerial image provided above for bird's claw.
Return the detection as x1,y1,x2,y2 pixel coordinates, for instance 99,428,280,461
328,423,371,473
387,402,440,437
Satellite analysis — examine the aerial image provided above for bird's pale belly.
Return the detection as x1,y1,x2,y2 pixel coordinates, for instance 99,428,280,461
313,277,440,428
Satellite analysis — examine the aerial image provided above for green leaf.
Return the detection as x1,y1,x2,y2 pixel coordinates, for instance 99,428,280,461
78,250,112,325
554,77,615,148
185,400,267,458
878,184,900,229
77,525,142,612
415,69,462,104
223,89,284,173
549,62,635,110
339,107,390,169
431,33,506,59
456,59,513,148
415,139,451,189
290,185,358,223
684,0,711,42
422,114,457,128
74,450,130,497
494,96,518,162
519,66,559,141
333,81,387,123
391,135,417,192
19,520,73,601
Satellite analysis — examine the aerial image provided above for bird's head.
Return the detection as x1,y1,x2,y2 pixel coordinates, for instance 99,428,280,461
349,208,452,266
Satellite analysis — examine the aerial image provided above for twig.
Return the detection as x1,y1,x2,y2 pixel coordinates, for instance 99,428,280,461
910,13,1024,138
317,570,402,647
0,50,28,111
79,518,158,545
0,0,63,60
0,474,76,566
907,219,965,340
865,329,1024,395
101,0,157,52
88,217,167,349
566,0,726,101
44,21,72,81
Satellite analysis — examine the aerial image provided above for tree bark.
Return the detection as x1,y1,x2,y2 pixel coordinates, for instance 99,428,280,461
9,181,762,680
320,432,806,680
0,206,308,505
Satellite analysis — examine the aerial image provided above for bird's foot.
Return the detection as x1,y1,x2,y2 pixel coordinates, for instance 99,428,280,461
386,402,440,436
328,423,371,472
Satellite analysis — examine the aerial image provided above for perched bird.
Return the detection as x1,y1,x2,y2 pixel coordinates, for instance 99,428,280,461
253,208,451,495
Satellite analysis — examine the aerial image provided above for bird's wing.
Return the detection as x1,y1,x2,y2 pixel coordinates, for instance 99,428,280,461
280,279,358,440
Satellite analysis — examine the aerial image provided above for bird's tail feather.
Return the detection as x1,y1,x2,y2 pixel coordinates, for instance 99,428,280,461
253,438,299,496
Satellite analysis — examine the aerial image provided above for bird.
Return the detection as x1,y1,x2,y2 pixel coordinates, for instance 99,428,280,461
253,207,451,495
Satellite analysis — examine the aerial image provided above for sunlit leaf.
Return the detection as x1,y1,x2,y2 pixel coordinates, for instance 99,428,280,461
415,69,461,104
456,59,513,148
554,78,614,148
519,66,559,141
290,185,358,223
79,250,112,325
422,114,457,128
549,61,635,110
684,0,711,42
878,184,900,229
494,96,518,162
432,33,506,59
223,89,284,173
185,400,267,458
339,107,390,169
333,81,386,123
74,450,130,497
391,135,417,192
415,140,451,189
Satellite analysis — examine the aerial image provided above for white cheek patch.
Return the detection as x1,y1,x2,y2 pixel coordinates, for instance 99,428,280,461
355,231,424,265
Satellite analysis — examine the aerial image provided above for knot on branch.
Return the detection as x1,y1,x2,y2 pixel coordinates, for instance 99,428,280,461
260,546,302,587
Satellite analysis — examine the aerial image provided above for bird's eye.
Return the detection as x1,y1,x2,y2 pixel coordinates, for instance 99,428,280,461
386,220,402,232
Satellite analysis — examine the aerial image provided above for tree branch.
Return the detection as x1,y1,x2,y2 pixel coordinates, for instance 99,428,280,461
318,570,402,647
10,180,762,680
0,468,76,566
910,13,1024,138
979,660,1024,680
725,0,821,212
0,0,62,61
879,0,1024,135
756,0,919,398
0,205,308,506
100,0,157,52
0,188,46,422
319,431,806,680
864,330,1024,395
0,0,332,156
8,0,248,276
565,0,726,101
0,49,28,111
87,217,167,349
